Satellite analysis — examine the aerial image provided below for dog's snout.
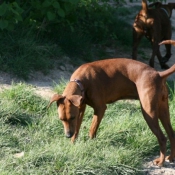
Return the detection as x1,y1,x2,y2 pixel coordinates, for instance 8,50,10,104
66,131,74,138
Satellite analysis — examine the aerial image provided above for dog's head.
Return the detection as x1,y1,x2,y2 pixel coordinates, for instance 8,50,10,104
48,94,83,138
133,0,154,34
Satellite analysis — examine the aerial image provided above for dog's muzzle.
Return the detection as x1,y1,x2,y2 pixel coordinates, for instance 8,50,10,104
66,131,74,138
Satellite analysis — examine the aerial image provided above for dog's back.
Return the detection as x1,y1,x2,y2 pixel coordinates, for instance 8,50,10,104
71,58,157,82
149,2,175,18
70,59,161,103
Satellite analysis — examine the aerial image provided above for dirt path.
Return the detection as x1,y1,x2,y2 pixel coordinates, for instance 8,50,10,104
0,61,74,99
143,157,175,175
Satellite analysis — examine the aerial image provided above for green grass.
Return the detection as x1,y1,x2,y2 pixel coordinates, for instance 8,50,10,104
1,82,175,174
0,28,64,80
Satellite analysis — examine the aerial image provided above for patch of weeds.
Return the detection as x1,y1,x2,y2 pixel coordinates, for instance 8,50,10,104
0,135,19,149
116,6,132,16
76,164,142,175
0,27,61,79
167,80,175,100
53,79,68,94
32,154,54,168
0,83,47,114
4,113,33,126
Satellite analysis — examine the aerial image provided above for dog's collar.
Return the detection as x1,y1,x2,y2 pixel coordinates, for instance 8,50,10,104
161,8,170,18
70,79,85,99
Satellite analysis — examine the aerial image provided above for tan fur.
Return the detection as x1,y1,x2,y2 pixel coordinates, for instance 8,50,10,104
132,0,175,69
49,57,175,167
160,40,175,47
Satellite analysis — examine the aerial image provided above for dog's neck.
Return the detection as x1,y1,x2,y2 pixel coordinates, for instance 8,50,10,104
70,79,85,99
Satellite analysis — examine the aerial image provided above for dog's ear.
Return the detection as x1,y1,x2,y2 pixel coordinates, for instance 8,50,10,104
142,0,148,11
47,94,64,108
67,95,83,107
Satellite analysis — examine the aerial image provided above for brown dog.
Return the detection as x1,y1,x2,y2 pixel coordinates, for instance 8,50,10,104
132,0,175,69
49,56,175,167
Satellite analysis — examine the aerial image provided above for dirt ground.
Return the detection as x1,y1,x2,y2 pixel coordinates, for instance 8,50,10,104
1,0,175,174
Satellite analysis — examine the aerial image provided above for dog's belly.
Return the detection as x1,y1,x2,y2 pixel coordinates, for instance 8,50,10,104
106,89,139,104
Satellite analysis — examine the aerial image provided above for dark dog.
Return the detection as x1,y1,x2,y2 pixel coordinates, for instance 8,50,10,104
48,55,175,167
132,0,175,69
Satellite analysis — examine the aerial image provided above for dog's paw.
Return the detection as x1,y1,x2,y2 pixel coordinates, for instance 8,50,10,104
153,157,164,167
166,155,175,162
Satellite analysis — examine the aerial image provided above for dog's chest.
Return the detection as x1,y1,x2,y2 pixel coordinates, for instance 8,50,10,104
144,28,153,40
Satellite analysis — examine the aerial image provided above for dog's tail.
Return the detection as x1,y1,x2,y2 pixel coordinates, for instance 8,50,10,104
142,0,148,11
159,64,175,79
159,40,175,46
159,39,175,78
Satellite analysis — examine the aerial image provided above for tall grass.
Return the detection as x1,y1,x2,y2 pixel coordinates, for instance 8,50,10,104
0,28,64,79
0,82,175,174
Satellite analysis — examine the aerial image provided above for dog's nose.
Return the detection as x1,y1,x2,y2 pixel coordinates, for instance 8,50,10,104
66,131,73,138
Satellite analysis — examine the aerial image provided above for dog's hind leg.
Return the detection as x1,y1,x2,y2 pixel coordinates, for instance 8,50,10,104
151,42,169,69
149,42,157,68
155,47,169,69
138,87,167,166
140,104,167,166
163,25,172,63
89,104,107,139
71,104,86,142
158,102,175,162
163,43,172,63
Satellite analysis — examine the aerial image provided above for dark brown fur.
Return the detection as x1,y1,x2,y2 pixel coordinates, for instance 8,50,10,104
49,57,175,167
132,0,175,69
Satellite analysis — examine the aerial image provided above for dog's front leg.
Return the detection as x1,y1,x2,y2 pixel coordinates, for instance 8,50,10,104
89,105,106,138
163,43,172,63
71,104,86,142
132,28,143,60
150,37,169,69
149,42,157,68
155,43,170,69
163,24,172,63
